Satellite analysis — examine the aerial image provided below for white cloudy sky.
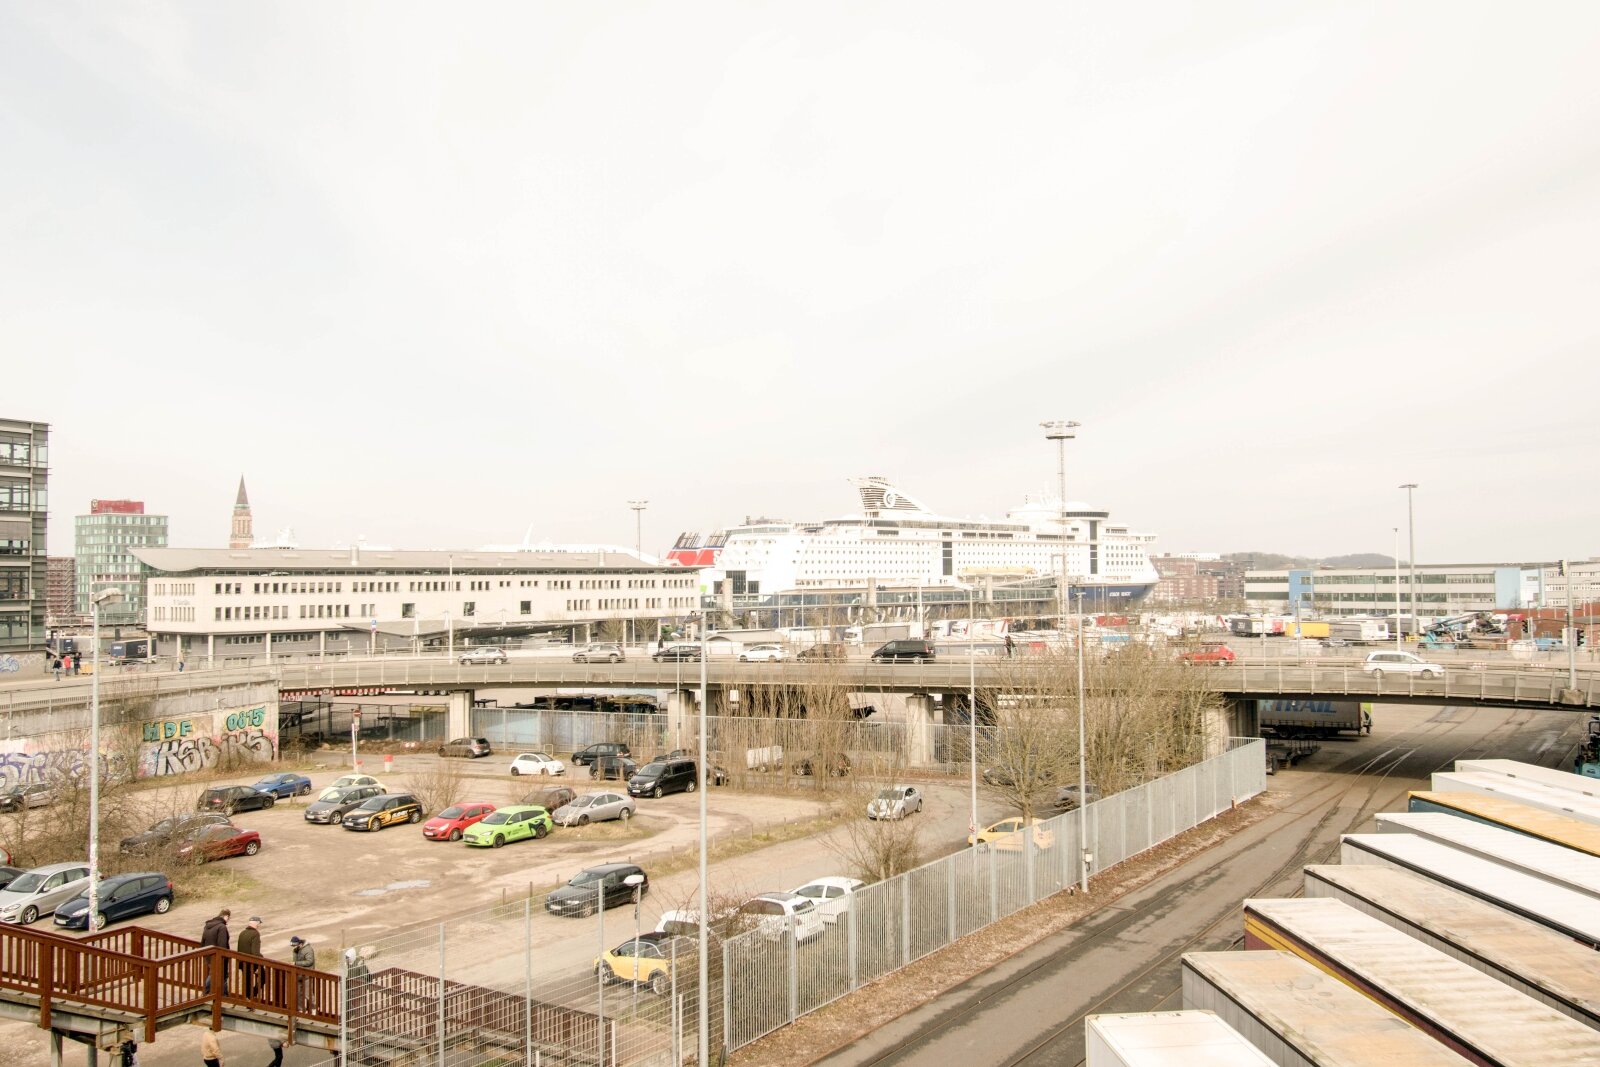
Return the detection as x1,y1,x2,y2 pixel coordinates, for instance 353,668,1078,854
5,1,1597,562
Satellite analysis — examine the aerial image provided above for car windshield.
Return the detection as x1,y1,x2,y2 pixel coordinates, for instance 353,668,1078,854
633,767,660,779
149,816,182,833
571,796,597,808
569,870,604,886
5,872,44,893
438,806,466,819
875,789,899,801
480,812,510,825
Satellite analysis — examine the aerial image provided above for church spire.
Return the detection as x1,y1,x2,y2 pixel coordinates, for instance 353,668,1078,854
230,476,254,549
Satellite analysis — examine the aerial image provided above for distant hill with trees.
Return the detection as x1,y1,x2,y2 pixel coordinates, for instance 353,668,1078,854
1222,552,1398,570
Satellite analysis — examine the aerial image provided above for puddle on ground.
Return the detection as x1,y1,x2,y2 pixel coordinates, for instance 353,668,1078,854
354,879,432,897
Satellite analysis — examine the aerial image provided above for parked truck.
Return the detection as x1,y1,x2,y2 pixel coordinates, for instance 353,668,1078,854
1258,699,1371,739
846,622,919,646
1327,619,1390,645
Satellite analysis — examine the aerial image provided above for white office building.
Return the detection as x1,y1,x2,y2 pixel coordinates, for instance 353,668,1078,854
1245,562,1544,619
134,546,701,664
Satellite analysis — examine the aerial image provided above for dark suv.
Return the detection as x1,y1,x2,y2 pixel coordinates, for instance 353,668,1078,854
871,639,936,663
438,737,493,758
572,742,631,767
797,643,848,662
627,758,698,798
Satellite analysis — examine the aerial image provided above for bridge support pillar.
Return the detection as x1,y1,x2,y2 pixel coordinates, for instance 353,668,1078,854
446,689,473,740
666,689,696,753
1222,696,1258,742
902,694,937,768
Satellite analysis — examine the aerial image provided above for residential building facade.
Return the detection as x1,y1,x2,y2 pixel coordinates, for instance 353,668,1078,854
134,546,702,664
75,499,168,627
1150,556,1221,603
0,418,48,657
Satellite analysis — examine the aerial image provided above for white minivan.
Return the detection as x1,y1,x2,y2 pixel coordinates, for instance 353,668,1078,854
1362,651,1443,679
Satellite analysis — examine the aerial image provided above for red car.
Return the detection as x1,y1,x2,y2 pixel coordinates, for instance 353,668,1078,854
176,826,262,863
422,801,497,842
1180,644,1236,666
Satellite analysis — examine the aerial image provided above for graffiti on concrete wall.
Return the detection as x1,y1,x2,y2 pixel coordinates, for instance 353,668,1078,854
0,705,278,786
0,747,134,789
140,706,277,778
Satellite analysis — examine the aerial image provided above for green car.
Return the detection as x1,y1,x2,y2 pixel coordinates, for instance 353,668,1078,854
462,805,553,848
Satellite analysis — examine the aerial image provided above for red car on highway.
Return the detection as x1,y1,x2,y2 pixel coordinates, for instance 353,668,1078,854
1179,643,1236,666
175,826,262,863
422,801,497,842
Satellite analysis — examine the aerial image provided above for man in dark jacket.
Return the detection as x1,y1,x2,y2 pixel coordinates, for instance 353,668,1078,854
289,936,316,1011
200,909,230,992
237,917,264,998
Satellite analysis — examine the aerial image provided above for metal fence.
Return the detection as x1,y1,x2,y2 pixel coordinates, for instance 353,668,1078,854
325,738,1264,1066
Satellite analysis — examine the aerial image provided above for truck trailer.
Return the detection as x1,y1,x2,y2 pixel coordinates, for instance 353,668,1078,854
1257,700,1370,739
1084,1011,1274,1067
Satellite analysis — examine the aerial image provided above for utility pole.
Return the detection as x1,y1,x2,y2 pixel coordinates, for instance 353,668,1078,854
1041,420,1081,630
1564,559,1577,691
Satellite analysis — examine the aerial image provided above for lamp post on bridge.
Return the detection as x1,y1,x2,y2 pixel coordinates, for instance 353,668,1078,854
88,586,125,931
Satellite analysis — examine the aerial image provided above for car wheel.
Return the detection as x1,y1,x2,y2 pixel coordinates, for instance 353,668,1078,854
244,840,261,855
449,829,462,841
686,780,696,793
739,656,749,662
264,796,275,808
652,786,663,799
20,906,37,925
578,814,590,827
511,767,521,776
409,810,422,823
438,747,449,757
1371,669,1385,680
912,656,924,664
608,654,620,663
224,804,236,816
534,823,548,839
93,912,108,931
492,834,505,848
619,807,632,822
1423,669,1440,679
369,818,381,832
540,767,551,776
154,896,172,914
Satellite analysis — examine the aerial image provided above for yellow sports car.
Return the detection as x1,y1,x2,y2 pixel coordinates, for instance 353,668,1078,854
967,817,1055,852
594,932,697,995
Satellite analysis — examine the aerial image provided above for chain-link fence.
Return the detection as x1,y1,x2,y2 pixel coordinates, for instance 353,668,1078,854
320,738,1263,1066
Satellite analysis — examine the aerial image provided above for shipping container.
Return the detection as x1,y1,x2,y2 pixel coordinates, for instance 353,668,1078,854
1454,759,1600,801
1242,896,1598,1066
1084,1011,1275,1067
1407,790,1600,858
1430,771,1600,828
1302,864,1600,1030
1282,620,1329,639
1374,812,1600,896
1339,832,1600,947
1180,950,1472,1067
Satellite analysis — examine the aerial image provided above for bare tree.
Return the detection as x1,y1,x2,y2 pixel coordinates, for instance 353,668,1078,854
827,811,924,883
402,757,465,815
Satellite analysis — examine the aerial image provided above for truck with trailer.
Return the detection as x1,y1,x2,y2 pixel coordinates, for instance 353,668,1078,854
109,637,152,662
1326,618,1390,645
1257,700,1370,739
1085,1011,1273,1067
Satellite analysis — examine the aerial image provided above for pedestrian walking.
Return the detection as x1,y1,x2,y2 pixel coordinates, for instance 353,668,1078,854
177,657,186,673
52,657,61,681
237,917,264,999
289,936,316,1012
200,1028,223,1067
344,947,372,1026
201,909,230,992
1004,634,1015,658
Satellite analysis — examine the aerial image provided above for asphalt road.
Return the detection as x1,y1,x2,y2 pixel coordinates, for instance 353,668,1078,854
817,701,1593,1067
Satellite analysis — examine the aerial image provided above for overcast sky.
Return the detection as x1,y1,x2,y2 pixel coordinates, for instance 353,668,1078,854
5,2,1597,563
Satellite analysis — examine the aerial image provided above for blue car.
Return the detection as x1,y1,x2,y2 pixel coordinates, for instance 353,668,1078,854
250,773,314,799
53,872,174,931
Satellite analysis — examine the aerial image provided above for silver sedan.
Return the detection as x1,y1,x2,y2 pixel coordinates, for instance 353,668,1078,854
551,791,636,827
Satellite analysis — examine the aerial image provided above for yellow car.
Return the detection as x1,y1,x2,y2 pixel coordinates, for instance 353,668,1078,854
967,817,1055,852
594,932,697,995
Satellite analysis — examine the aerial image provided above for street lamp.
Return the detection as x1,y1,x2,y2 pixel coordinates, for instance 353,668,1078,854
696,610,710,1067
628,501,649,560
1072,584,1089,893
1393,528,1403,652
1399,484,1418,638
88,586,125,931
1041,420,1081,632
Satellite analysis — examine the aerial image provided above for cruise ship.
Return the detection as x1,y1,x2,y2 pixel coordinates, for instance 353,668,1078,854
668,476,1159,603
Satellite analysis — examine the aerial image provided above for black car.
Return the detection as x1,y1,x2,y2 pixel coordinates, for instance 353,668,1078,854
120,813,232,855
794,752,852,777
627,758,698,798
591,755,639,781
651,645,702,662
797,643,848,662
197,786,276,815
304,785,385,824
544,863,649,917
341,793,425,832
572,742,631,767
871,639,936,663
521,784,577,813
